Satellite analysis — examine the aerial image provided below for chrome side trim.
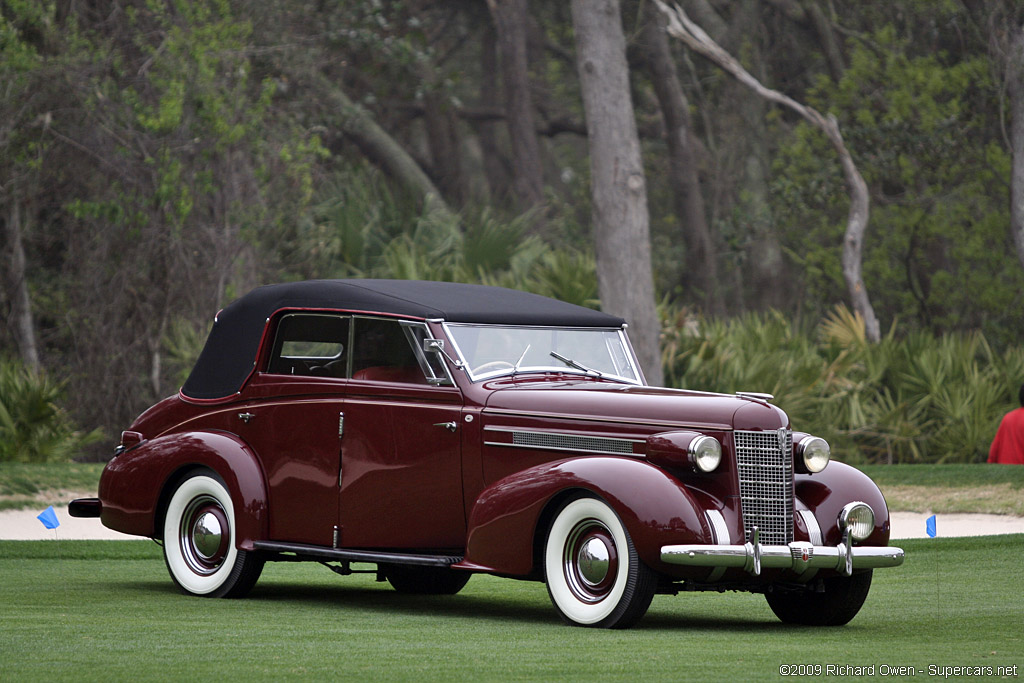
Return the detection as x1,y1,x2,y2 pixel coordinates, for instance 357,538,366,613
705,510,730,544
798,510,824,546
704,510,730,582
660,542,904,577
483,427,643,457
483,407,732,432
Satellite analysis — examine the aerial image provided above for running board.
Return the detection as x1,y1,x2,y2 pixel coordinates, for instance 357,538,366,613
252,541,463,567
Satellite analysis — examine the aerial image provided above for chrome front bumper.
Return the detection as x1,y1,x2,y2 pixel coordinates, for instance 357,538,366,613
661,528,905,577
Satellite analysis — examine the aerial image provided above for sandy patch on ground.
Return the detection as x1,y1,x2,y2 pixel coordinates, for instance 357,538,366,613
888,511,1024,539
0,508,136,540
2,507,1022,541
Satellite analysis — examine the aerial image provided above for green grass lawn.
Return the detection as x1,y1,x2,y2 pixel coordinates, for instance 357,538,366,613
1,536,1021,681
0,462,105,511
858,464,1024,515
857,464,1024,489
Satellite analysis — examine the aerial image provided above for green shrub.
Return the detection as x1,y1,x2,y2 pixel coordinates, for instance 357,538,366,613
662,306,1021,464
0,360,103,463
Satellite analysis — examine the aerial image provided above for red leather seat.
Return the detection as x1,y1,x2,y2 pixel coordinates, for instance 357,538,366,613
352,366,425,384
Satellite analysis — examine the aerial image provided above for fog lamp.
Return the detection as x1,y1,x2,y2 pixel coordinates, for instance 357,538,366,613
838,502,875,541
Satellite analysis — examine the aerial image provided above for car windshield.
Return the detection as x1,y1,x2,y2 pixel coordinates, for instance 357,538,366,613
444,324,642,384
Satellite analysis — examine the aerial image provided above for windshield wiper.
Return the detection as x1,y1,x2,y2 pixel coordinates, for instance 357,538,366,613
511,344,532,378
549,351,603,377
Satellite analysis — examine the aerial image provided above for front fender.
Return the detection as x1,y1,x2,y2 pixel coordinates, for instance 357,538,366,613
458,456,711,577
98,431,268,550
795,461,891,546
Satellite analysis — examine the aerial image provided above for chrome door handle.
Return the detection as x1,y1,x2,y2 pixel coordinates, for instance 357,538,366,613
238,412,255,424
433,421,457,432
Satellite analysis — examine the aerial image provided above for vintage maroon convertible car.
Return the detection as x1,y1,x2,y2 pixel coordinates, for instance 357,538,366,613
71,279,903,628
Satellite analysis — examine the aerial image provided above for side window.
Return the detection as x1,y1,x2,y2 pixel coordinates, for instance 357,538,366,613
267,313,349,378
350,318,438,385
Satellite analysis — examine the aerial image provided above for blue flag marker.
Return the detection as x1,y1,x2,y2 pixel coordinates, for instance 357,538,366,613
926,514,936,538
37,506,60,530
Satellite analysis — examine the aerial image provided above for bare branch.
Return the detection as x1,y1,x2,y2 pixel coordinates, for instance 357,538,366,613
655,0,880,342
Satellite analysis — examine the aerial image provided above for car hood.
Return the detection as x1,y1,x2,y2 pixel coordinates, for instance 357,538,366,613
481,379,789,432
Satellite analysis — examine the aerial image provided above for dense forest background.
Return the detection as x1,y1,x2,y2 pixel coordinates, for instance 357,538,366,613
3,0,1024,464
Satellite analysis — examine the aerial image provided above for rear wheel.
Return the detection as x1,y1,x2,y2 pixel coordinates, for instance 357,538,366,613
381,564,471,595
543,496,656,628
765,570,873,625
162,470,263,598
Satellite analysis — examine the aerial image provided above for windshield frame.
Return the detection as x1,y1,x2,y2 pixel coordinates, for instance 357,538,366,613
442,322,645,385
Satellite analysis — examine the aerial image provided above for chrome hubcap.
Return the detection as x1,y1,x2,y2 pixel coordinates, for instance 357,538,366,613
179,495,230,576
577,537,611,586
563,519,618,603
192,511,223,561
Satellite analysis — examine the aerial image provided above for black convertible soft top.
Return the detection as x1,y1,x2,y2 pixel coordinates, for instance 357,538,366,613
181,279,624,400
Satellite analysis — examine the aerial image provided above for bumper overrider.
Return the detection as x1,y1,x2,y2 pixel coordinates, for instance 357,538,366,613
662,501,905,577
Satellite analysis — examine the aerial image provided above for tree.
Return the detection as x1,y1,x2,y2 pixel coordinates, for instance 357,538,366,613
671,0,790,313
980,2,1024,272
487,0,545,210
637,2,722,314
571,0,663,384
324,77,457,223
1009,24,1024,272
1,203,39,373
657,1,881,342
0,4,48,374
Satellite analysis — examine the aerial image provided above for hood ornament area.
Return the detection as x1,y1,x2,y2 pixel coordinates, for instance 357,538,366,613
736,391,774,402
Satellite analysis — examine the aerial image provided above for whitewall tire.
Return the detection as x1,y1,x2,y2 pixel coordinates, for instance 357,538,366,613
544,496,656,628
162,470,263,598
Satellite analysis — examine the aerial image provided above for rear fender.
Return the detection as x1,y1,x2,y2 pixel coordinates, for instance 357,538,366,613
98,431,268,550
458,456,710,577
795,461,891,546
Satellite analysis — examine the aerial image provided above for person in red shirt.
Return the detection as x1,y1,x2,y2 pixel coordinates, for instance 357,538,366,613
989,384,1024,464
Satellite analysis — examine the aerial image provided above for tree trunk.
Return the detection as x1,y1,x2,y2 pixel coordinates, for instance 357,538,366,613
677,0,787,312
1009,23,1024,271
324,76,457,223
658,1,881,342
423,93,468,206
475,22,514,206
571,0,664,385
487,0,545,210
639,2,723,315
766,0,846,82
2,202,41,373
733,0,786,312
802,0,845,83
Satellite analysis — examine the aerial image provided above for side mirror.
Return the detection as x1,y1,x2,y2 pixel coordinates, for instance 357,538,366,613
423,338,464,369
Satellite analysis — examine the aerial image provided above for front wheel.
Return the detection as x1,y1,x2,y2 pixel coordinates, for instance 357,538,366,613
162,470,264,598
544,496,656,628
765,570,873,625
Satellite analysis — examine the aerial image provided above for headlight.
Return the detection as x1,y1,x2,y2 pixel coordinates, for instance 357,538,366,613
838,502,875,541
796,435,830,473
688,436,722,473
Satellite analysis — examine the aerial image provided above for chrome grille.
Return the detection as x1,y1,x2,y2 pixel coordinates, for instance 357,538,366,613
734,429,793,545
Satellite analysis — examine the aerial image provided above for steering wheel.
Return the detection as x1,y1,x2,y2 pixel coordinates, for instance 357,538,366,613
472,360,515,375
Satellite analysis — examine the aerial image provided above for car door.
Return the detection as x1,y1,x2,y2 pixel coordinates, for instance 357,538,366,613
336,317,465,550
243,313,350,546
